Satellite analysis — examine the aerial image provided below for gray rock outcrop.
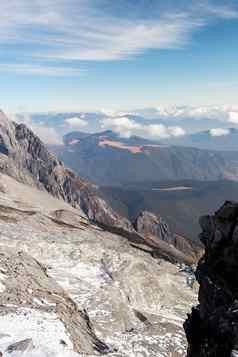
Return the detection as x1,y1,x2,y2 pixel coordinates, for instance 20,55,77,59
134,211,173,243
134,211,201,261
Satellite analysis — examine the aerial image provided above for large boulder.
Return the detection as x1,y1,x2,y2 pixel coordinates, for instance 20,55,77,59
134,211,201,263
134,211,173,244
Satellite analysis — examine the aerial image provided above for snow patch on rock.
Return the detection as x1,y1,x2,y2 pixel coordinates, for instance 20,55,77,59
0,308,79,357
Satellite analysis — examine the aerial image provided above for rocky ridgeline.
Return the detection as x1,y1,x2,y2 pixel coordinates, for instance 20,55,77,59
0,111,134,231
184,201,238,357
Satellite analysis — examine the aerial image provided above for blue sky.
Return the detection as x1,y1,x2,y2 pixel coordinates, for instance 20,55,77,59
1,0,238,113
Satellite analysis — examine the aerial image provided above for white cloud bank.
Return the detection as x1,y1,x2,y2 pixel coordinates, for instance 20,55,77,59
11,114,63,145
209,128,230,137
0,64,83,77
229,111,238,124
101,116,185,139
65,117,88,130
135,106,238,124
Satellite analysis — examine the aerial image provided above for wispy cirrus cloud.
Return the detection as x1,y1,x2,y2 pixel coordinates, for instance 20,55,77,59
0,64,83,77
198,2,238,19
0,0,238,75
1,1,203,60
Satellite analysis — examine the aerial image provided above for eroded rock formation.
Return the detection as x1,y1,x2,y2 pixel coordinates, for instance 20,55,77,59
134,211,173,243
134,211,201,262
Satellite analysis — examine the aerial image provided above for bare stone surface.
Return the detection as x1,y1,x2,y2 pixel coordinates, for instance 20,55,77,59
0,174,198,357
0,247,108,355
0,109,199,356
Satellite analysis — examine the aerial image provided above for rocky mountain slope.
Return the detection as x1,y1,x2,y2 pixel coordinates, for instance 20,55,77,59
0,110,198,264
53,130,238,186
0,109,202,356
0,172,198,356
184,201,238,357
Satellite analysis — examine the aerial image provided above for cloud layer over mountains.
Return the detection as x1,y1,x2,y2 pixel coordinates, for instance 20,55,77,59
101,116,185,139
9,104,238,145
136,105,238,123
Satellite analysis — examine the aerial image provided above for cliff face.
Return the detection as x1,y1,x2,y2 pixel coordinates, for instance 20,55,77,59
184,201,238,357
0,111,134,231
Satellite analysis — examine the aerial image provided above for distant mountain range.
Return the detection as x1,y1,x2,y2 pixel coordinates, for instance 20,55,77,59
51,129,238,186
163,128,238,151
46,128,238,241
